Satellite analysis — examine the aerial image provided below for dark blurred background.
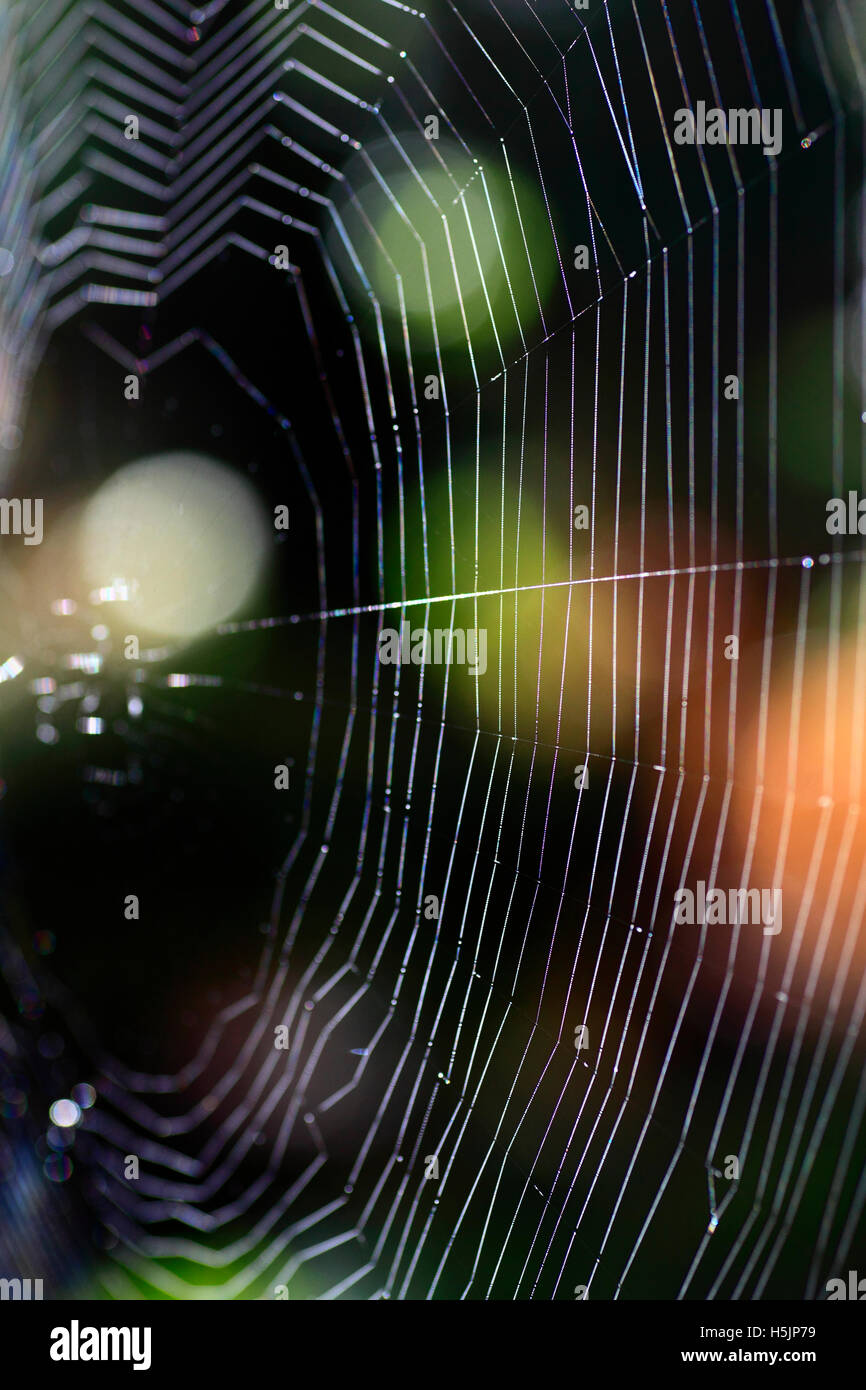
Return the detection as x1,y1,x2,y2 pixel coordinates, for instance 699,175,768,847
0,0,864,1300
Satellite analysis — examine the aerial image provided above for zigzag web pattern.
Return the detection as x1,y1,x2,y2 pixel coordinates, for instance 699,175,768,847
0,0,865,1300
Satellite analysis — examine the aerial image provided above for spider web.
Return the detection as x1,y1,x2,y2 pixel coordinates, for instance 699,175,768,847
1,0,865,1302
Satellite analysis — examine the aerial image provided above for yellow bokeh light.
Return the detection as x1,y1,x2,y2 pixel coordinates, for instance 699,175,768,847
77,452,269,640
